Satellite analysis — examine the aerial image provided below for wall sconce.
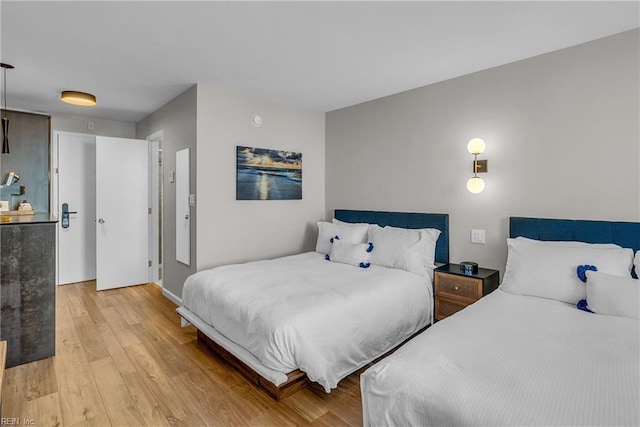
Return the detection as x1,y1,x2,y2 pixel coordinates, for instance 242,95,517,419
0,171,20,189
5,171,19,186
466,138,487,194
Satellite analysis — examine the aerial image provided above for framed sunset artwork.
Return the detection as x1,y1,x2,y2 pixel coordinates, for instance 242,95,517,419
236,146,302,200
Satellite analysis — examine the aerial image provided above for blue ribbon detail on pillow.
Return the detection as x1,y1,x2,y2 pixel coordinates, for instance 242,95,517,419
325,254,330,261
576,299,593,313
330,235,340,244
359,262,371,268
576,264,598,283
366,243,374,253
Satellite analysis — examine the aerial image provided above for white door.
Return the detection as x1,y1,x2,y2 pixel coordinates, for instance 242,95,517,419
56,133,97,285
96,136,150,290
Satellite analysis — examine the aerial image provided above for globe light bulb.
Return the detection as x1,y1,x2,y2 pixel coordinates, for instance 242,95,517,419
467,138,486,155
467,176,485,193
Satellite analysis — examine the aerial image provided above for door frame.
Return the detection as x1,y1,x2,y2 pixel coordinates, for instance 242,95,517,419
147,130,163,286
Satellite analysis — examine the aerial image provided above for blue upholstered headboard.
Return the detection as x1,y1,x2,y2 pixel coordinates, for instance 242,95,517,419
334,209,449,264
510,217,640,253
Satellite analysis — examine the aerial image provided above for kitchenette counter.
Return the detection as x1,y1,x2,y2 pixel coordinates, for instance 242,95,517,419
0,213,58,224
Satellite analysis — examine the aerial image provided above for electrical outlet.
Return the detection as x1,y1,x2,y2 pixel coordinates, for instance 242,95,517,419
471,229,486,244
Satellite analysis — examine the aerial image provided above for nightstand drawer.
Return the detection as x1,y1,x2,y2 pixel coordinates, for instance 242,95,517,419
435,273,481,301
435,296,468,320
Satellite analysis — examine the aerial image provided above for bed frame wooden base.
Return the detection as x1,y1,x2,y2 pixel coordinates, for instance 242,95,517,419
196,324,429,401
196,330,310,401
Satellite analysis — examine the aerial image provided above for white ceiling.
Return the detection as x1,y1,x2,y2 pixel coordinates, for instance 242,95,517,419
1,1,638,123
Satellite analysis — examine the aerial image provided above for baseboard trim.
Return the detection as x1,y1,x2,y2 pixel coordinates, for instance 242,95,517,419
162,288,182,306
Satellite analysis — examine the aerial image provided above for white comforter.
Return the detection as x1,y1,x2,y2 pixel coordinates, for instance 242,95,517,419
182,252,431,392
361,289,640,426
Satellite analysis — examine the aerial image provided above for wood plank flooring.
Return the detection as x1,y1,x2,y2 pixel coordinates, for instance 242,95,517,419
2,282,364,426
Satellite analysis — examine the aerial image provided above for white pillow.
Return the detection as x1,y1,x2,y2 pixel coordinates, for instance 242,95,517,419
512,236,622,249
327,240,373,268
367,225,441,276
500,237,634,304
585,271,639,319
315,221,369,254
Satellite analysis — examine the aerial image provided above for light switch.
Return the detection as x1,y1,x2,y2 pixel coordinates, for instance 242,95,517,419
169,171,175,183
471,229,486,244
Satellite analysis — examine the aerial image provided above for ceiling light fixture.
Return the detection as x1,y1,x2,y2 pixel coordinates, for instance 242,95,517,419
1,63,14,154
61,90,97,107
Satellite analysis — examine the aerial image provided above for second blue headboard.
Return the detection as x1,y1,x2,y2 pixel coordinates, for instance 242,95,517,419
510,216,640,253
334,209,449,264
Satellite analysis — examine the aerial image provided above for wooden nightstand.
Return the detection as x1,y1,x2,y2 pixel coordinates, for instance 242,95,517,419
434,264,499,321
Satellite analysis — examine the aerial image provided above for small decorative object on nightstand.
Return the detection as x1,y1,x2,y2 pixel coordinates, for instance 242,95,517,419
434,263,499,321
459,261,478,274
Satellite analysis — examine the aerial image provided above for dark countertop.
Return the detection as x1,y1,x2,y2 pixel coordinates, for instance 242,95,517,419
0,213,58,225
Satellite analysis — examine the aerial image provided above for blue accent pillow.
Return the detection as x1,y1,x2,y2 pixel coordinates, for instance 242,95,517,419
576,264,598,313
327,240,374,269
577,264,598,283
576,299,593,313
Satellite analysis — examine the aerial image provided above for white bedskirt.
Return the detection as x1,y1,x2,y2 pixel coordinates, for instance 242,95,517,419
182,252,432,392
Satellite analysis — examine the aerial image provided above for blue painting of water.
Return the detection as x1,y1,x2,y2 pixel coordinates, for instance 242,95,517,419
237,167,302,200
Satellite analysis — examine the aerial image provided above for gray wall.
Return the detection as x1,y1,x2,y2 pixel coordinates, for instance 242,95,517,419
326,29,640,275
136,86,197,301
195,85,326,272
137,84,325,301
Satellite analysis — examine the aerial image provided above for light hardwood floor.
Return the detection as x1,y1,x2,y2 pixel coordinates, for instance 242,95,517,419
3,282,363,426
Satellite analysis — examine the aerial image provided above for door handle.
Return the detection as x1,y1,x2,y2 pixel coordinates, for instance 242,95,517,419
98,218,105,224
61,203,78,229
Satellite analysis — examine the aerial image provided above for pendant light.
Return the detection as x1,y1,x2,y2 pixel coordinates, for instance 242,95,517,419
1,63,14,154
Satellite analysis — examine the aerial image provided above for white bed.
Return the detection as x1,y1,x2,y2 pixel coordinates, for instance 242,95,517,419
180,251,432,392
361,217,640,426
361,289,639,426
177,210,449,399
